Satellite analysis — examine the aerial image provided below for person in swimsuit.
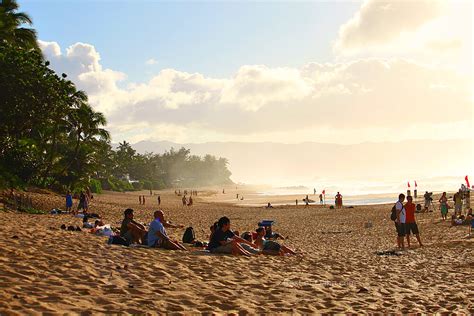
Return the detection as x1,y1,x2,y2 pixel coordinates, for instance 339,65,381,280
439,192,449,220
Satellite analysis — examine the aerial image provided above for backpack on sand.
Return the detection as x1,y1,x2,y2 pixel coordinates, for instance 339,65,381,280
390,203,398,221
182,227,195,243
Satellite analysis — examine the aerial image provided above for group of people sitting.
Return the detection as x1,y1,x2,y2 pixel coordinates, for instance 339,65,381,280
207,217,296,256
115,208,297,256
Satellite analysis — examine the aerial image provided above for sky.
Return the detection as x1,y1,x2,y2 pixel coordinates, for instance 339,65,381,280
21,0,473,145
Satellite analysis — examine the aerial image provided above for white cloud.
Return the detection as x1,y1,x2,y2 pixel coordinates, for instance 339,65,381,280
145,58,158,65
40,41,473,144
334,0,444,52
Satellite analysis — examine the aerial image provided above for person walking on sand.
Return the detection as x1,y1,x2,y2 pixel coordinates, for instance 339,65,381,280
404,196,423,247
142,195,146,205
157,195,161,206
65,191,73,213
395,193,406,249
439,192,449,220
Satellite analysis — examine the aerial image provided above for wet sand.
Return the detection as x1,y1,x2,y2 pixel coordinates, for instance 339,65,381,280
0,188,472,313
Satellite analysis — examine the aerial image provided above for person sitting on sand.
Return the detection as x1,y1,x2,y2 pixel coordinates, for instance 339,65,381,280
148,210,186,250
266,202,273,208
264,225,285,240
439,192,449,220
255,227,296,255
120,208,147,245
404,196,423,247
208,217,258,256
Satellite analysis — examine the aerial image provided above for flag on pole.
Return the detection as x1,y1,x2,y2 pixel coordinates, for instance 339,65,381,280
415,181,417,187
466,175,470,188
407,182,410,188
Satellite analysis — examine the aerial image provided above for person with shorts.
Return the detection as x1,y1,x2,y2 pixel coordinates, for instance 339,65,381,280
120,208,147,245
404,196,423,247
207,216,258,256
148,210,186,250
395,194,406,249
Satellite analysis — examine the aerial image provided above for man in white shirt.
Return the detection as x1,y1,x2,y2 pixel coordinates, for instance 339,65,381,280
148,210,186,250
395,193,406,249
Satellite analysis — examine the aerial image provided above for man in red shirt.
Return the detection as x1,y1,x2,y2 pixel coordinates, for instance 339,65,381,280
404,196,423,247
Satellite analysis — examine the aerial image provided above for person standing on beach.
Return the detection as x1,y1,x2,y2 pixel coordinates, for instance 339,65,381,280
319,194,323,204
139,195,142,205
395,194,406,249
335,192,343,208
454,190,462,216
439,192,448,220
157,195,161,206
65,191,73,213
404,196,423,247
182,195,187,206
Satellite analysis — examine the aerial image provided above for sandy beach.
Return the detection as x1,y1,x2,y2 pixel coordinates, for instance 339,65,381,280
0,187,472,314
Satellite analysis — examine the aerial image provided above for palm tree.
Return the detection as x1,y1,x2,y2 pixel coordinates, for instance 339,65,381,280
0,0,39,50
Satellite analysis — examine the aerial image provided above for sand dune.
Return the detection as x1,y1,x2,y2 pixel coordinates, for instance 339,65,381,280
0,188,472,313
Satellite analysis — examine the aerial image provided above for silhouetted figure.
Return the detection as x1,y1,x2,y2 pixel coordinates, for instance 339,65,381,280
157,195,161,205
182,195,187,206
139,195,142,205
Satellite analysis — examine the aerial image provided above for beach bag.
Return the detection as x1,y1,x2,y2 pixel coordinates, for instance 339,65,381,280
182,227,195,243
390,203,397,221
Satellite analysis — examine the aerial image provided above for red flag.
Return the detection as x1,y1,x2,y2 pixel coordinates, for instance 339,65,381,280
466,175,470,188
407,182,410,188
415,181,417,187
322,190,325,194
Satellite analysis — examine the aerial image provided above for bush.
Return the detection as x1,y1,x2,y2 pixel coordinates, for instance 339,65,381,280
132,181,143,190
89,179,102,194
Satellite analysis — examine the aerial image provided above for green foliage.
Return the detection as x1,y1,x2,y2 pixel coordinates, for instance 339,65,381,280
0,41,110,190
0,1,233,193
89,179,102,194
0,0,39,50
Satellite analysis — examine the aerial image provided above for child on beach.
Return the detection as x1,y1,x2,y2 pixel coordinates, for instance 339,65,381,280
255,227,296,255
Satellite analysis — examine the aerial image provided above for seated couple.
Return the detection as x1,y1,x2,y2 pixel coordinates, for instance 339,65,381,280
208,216,296,256
120,208,186,250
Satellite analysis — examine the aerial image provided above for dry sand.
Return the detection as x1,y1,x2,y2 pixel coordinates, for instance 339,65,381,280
0,187,472,314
